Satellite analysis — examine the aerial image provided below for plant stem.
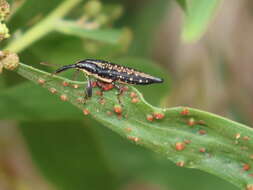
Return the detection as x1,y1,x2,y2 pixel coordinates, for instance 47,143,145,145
5,0,82,53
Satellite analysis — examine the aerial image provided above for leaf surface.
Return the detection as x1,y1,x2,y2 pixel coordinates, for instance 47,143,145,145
11,62,253,189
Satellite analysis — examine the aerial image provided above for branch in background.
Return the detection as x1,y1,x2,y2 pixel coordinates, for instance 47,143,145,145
5,0,82,53
4,0,129,54
55,20,128,45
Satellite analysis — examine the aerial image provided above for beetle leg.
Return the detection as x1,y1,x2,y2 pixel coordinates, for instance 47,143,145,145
83,75,93,101
85,78,93,98
113,83,125,104
95,80,105,102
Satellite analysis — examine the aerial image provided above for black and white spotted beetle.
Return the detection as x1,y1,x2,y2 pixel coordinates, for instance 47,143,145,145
54,59,163,102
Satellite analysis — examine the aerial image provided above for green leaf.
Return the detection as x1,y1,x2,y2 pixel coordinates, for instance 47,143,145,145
176,0,187,10
182,0,222,43
19,121,117,190
54,20,124,44
12,63,253,189
91,120,239,190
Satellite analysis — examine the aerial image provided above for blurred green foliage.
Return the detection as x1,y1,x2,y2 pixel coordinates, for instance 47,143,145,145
0,0,240,190
176,0,187,10
20,121,117,190
182,0,222,42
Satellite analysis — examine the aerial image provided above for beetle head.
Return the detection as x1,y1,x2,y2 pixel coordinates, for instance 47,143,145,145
75,60,97,73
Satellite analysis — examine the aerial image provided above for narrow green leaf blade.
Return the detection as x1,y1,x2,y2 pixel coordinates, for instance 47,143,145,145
55,20,124,44
182,0,222,43
90,119,239,190
12,63,253,189
176,0,187,10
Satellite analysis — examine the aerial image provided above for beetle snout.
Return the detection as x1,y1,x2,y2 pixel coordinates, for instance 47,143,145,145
54,64,77,74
